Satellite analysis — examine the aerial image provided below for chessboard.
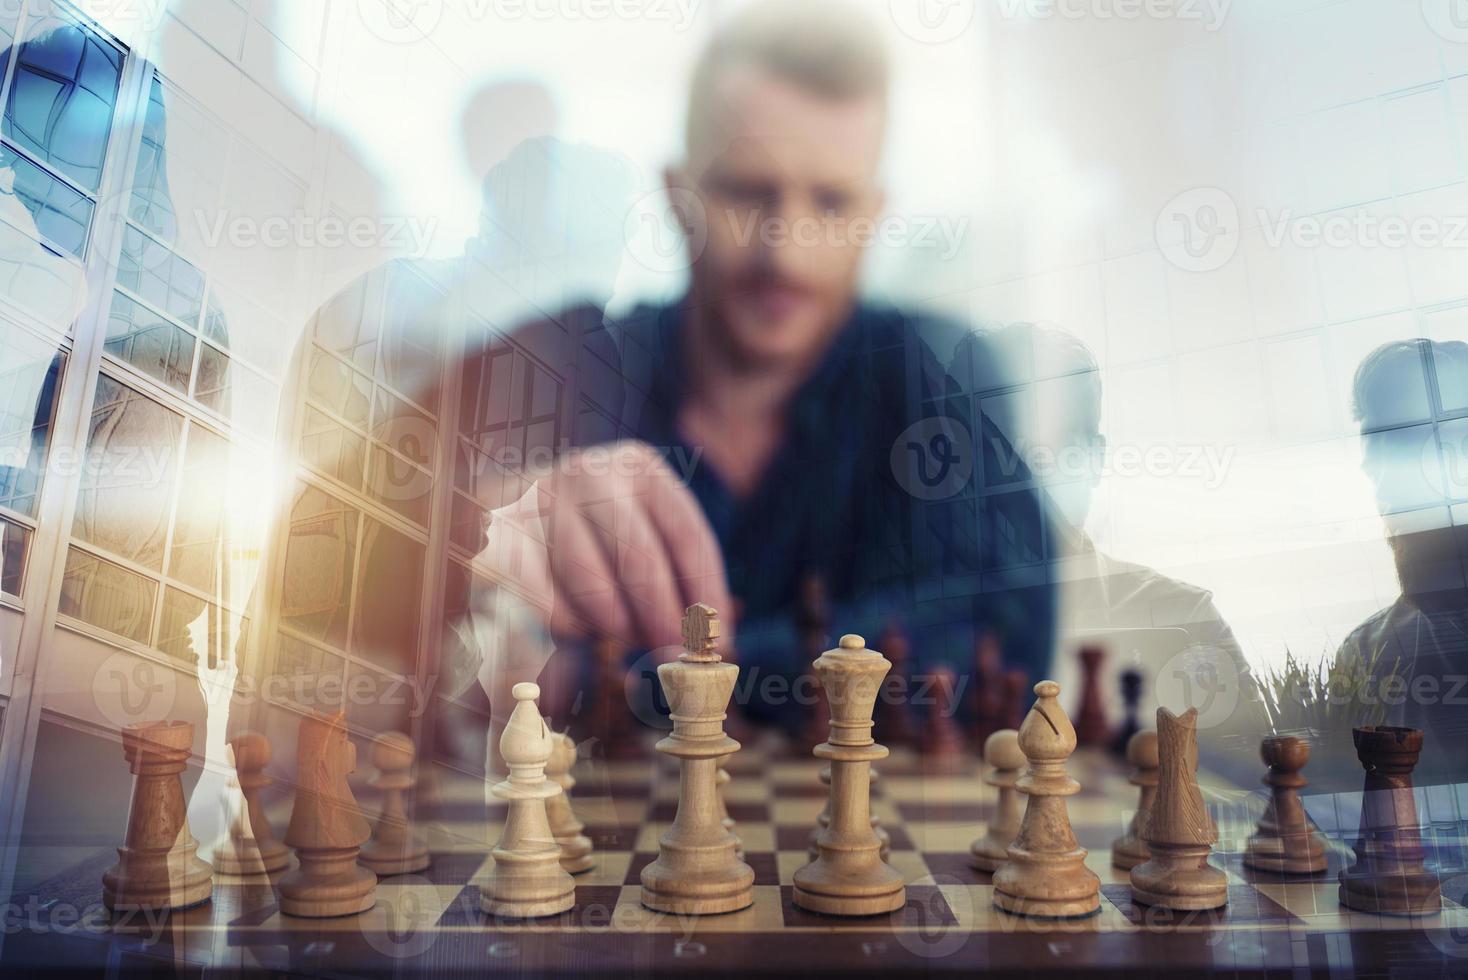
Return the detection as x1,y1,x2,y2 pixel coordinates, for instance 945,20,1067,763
6,734,1467,978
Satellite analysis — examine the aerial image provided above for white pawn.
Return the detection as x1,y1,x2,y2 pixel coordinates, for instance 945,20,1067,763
209,731,290,875
480,683,575,918
545,731,595,874
360,732,430,876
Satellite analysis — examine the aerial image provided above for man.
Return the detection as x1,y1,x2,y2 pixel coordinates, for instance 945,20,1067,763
952,323,1268,780
481,0,1054,728
1336,338,1468,790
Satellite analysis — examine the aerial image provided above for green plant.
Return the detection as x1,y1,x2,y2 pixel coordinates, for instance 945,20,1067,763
1258,644,1401,735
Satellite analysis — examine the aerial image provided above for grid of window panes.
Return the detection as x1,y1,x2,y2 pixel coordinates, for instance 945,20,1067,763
272,260,449,721
1358,342,1468,516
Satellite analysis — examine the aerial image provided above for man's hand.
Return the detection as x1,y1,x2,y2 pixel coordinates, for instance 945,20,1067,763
484,441,732,655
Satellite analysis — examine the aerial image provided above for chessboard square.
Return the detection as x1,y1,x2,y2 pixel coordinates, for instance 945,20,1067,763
1256,880,1468,933
583,823,641,850
744,852,781,886
422,819,496,853
1099,883,1298,929
579,851,633,888
777,883,958,929
422,851,492,887
777,851,809,885
919,852,989,885
901,821,975,853
880,775,985,805
726,802,771,823
775,826,816,852
735,824,776,853
635,823,669,852
612,885,783,932
771,799,825,825
887,850,934,885
573,797,649,826
896,802,986,823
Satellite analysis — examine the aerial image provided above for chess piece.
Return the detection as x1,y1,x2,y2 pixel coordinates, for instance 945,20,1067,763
546,731,595,874
922,664,966,772
794,634,906,916
280,712,377,917
209,731,290,876
972,632,1006,745
1111,730,1158,871
1338,726,1441,915
103,721,214,911
874,622,916,748
1109,669,1144,756
1073,646,1109,747
1244,735,1328,875
809,765,891,862
482,683,577,917
1129,707,1228,911
595,636,644,760
969,729,1024,872
717,762,743,860
359,732,430,876
641,604,755,914
992,681,1101,917
1001,668,1029,731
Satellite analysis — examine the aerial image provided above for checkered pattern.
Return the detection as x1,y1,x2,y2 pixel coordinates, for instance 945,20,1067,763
27,737,1468,975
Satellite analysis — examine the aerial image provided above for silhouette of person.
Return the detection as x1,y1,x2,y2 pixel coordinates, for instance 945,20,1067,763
1336,338,1468,790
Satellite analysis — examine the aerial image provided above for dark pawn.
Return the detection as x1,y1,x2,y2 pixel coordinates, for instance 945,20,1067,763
1073,645,1109,747
1110,669,1145,757
1245,735,1327,875
1002,668,1030,732
922,665,966,772
1338,726,1441,915
874,622,916,747
972,632,1006,746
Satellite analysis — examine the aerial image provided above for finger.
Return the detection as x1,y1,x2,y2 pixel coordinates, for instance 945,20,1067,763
608,487,688,650
546,487,637,645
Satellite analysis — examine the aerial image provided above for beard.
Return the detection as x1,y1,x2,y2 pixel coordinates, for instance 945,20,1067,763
1390,523,1468,608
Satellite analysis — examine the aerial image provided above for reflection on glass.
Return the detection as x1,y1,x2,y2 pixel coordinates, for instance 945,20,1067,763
117,225,204,328
0,146,92,257
105,290,194,392
280,482,358,649
306,347,371,429
300,405,366,490
71,375,183,571
59,546,156,644
2,6,122,192
169,426,227,593
366,445,430,527
158,586,244,670
352,517,424,677
0,516,29,596
0,337,61,520
271,630,345,711
129,73,176,243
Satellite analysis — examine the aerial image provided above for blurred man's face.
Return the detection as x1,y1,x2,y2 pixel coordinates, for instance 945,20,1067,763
671,65,886,369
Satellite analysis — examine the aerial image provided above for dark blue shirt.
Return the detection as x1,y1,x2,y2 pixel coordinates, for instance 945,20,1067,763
603,299,1056,721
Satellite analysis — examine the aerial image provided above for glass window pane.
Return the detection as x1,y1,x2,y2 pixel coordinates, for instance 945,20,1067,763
71,375,183,570
3,9,122,192
0,516,29,596
0,145,93,257
270,631,345,712
366,445,431,527
351,517,423,676
280,483,358,649
59,546,156,644
195,343,278,441
372,387,434,466
1362,423,1444,514
168,426,227,593
128,73,176,243
0,211,86,329
306,347,371,429
300,405,366,490
0,3,18,83
159,587,245,670
105,290,195,392
0,338,62,520
117,226,204,327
